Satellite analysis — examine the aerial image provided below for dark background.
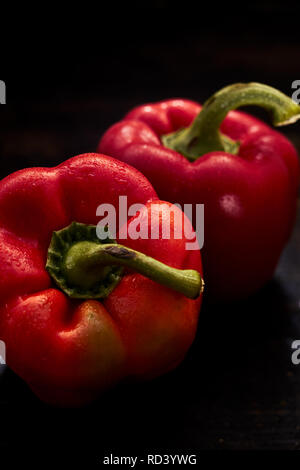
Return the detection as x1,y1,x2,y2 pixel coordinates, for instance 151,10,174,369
1,5,300,464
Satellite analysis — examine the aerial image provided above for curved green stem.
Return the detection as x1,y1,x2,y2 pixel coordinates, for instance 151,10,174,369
46,222,203,300
65,242,203,299
162,82,300,161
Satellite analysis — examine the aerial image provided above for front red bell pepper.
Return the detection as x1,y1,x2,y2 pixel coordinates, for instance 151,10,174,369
0,153,203,406
98,83,300,300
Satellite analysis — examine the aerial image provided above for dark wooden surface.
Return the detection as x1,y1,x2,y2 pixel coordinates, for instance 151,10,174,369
1,18,300,462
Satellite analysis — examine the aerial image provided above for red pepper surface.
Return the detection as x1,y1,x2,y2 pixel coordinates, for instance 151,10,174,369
98,83,300,300
0,153,203,406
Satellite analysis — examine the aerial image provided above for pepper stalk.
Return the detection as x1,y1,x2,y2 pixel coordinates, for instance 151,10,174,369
46,222,204,300
162,82,300,161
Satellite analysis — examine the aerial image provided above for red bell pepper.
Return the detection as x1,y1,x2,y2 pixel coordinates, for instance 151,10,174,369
98,83,300,300
0,153,203,406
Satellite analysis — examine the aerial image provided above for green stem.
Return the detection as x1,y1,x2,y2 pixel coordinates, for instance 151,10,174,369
65,242,203,299
46,222,203,300
162,82,300,161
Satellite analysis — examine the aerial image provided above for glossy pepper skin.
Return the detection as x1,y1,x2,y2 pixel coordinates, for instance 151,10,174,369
0,153,203,406
98,83,300,300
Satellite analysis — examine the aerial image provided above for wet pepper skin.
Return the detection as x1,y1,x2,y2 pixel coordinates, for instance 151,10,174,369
0,153,202,406
98,100,299,300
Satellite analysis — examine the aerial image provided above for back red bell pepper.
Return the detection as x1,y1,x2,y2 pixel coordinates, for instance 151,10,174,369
98,83,300,300
0,153,203,406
